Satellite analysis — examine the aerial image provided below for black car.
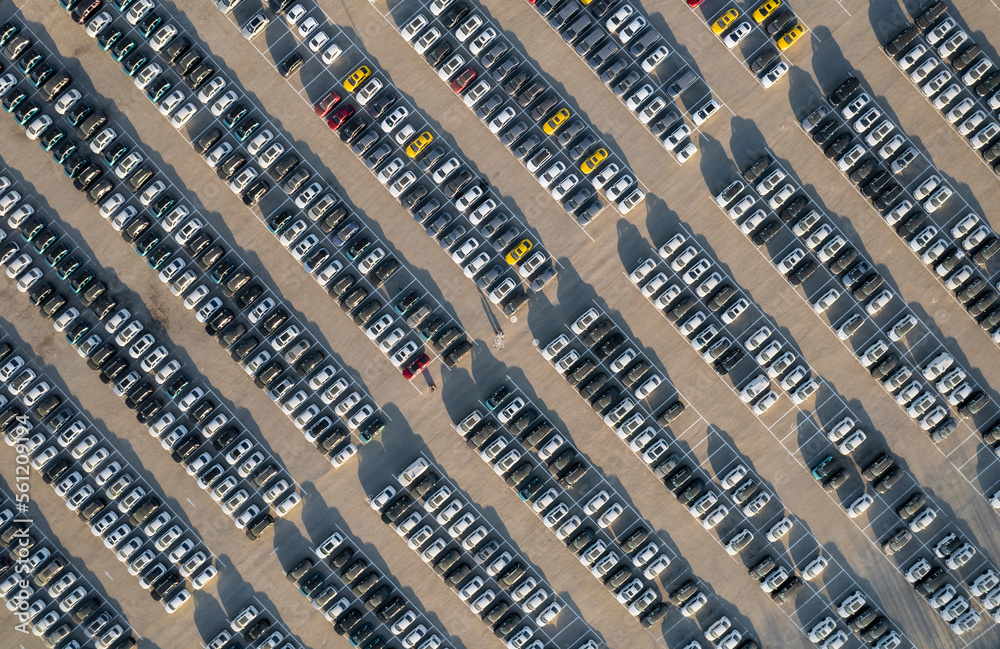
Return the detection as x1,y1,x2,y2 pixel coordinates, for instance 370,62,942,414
750,48,778,74
849,158,877,184
811,119,838,144
267,153,300,182
279,52,304,77
884,26,918,56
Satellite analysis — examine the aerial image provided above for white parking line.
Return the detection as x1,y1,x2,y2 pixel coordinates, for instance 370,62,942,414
381,453,596,648
881,15,1000,180
685,0,814,88
219,3,549,316
370,0,629,228
7,18,388,451
804,89,1000,353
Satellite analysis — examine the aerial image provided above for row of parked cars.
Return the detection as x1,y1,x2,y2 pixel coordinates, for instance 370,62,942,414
305,49,551,310
719,153,982,433
322,15,567,304
404,0,640,222
817,438,990,638
881,479,997,634
902,540,1000,627
721,149,996,446
0,36,325,523
455,384,688,630
262,531,449,649
529,0,720,164
805,588,905,648
630,228,822,416
0,340,216,615
804,77,1000,336
187,29,482,378
536,318,777,644
543,307,685,431
884,1,1000,176
542,310,862,644
613,229,923,644
902,551,998,634
204,603,299,649
255,0,556,311
0,69,320,544
0,494,137,649
369,457,570,649
86,0,475,377
11,17,394,452
702,0,804,89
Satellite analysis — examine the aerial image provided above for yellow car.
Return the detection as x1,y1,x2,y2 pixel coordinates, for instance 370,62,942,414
711,9,739,35
752,0,781,23
405,132,434,158
776,23,804,51
505,239,533,265
580,148,608,175
543,108,571,135
343,66,371,93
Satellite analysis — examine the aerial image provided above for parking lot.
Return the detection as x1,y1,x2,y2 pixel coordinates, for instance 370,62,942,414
3,0,1000,648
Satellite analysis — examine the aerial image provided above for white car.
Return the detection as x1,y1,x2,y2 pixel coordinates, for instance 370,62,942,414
766,516,793,541
910,57,939,83
25,115,53,141
54,88,82,115
692,99,720,125
837,430,866,455
640,43,670,72
724,22,752,48
836,591,865,618
801,556,828,581
760,62,788,89
897,44,927,70
705,617,731,642
534,602,561,626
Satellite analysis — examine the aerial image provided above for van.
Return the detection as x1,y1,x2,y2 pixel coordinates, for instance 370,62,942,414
666,70,697,97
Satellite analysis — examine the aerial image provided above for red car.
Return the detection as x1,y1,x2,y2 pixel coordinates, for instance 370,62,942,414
450,67,477,94
686,0,705,6
315,91,342,118
326,105,355,131
402,354,430,380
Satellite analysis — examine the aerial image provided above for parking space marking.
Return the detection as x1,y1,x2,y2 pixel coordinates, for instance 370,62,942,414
3,18,388,453
880,9,1000,182
515,0,730,166
375,454,602,649
369,0,631,228
0,325,217,602
217,2,552,316
685,0,814,89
